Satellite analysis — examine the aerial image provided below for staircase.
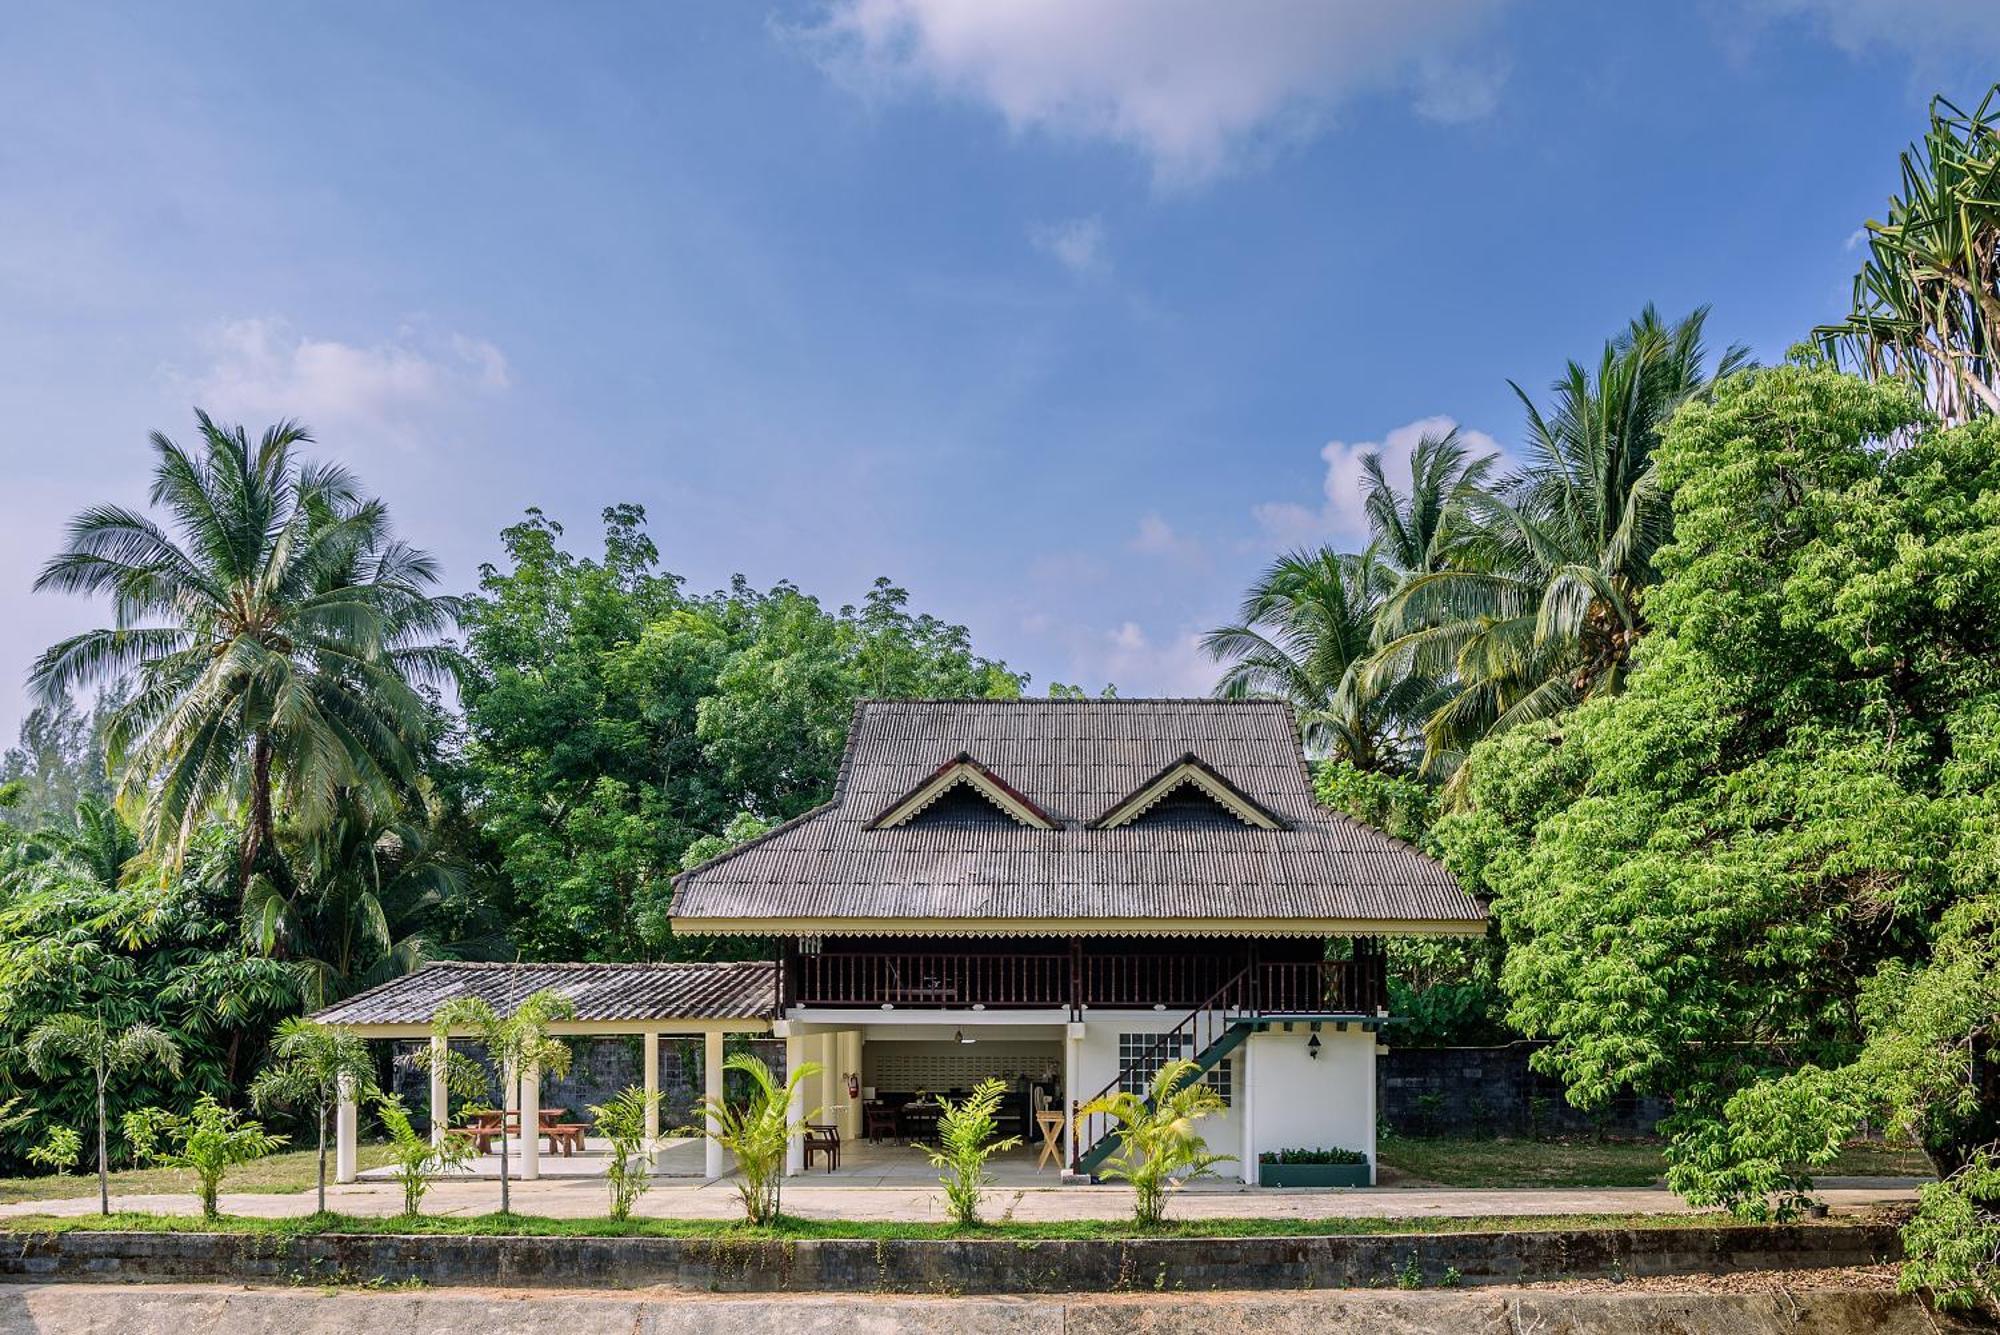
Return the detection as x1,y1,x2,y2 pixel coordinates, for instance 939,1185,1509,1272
1069,956,1389,1178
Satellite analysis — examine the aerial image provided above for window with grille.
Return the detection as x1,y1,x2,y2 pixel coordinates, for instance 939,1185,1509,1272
1118,1032,1231,1106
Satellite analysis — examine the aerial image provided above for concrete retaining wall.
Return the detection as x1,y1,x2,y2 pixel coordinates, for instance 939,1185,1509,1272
0,1224,1904,1294
0,1283,1977,1335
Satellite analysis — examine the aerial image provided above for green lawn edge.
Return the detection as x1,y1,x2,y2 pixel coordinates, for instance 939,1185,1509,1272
0,1208,1899,1243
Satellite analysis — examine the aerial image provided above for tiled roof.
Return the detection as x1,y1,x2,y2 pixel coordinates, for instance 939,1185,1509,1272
672,698,1484,932
311,961,778,1027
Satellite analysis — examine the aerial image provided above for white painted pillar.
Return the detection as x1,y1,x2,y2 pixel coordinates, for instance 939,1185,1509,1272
837,1029,863,1140
784,1027,806,1177
519,1061,541,1180
335,1073,359,1184
643,1030,661,1149
429,1034,449,1146
1238,1033,1256,1186
501,1056,518,1181
1369,1035,1385,1187
816,1033,839,1138
704,1030,726,1182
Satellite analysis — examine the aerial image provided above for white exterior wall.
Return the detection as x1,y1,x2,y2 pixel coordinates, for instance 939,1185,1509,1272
1073,1012,1248,1182
1245,1025,1377,1183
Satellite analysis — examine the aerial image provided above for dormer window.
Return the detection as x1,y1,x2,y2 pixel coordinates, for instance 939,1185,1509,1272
1091,753,1287,831
865,753,1058,831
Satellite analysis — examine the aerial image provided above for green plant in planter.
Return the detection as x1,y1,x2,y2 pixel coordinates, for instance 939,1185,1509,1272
923,1077,1022,1227
589,1086,659,1222
123,1096,286,1219
1259,1146,1369,1165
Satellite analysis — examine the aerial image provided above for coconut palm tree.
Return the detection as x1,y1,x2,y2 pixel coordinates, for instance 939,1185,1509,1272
1203,548,1427,770
29,412,460,895
1360,426,1498,577
1367,306,1749,775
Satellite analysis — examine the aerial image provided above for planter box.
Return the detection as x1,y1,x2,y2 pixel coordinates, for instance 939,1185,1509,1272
1258,1160,1371,1188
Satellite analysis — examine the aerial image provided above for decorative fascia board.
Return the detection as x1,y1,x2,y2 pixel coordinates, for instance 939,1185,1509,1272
669,915,1489,938
1090,754,1286,831
865,753,1058,831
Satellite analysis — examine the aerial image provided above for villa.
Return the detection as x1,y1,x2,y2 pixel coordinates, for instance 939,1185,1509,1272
323,698,1486,1185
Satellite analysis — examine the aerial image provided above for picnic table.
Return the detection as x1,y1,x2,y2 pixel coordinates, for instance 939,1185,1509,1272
462,1109,589,1156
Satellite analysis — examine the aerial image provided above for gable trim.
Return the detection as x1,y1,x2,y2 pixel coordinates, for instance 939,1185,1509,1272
1090,753,1288,831
865,752,1059,831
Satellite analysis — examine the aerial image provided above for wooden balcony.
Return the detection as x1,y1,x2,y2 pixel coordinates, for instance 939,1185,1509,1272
788,948,1387,1015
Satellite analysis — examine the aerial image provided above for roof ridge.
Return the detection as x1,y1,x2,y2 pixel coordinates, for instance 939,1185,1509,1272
850,697,1284,705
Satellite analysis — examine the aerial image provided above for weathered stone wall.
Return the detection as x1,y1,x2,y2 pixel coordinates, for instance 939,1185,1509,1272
1378,1043,1670,1138
0,1224,1905,1294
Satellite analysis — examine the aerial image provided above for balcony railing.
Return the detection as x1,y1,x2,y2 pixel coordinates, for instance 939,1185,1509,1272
790,950,1387,1014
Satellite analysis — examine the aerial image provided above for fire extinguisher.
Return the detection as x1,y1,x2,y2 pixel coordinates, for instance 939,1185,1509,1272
847,1073,860,1100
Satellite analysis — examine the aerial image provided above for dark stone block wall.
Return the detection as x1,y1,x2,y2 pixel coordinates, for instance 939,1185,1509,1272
388,1036,786,1134
1377,1042,1670,1137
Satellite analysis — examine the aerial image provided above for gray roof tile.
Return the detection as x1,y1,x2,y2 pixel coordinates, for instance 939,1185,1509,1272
311,961,777,1026
672,699,1484,930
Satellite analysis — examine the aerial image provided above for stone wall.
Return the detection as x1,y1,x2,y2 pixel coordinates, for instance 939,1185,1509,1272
1377,1042,1670,1138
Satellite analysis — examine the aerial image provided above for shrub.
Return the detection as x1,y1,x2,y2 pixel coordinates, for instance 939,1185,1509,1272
589,1086,659,1222
922,1077,1022,1227
375,1093,474,1218
122,1095,286,1219
1259,1146,1368,1165
690,1052,823,1226
1077,1058,1232,1229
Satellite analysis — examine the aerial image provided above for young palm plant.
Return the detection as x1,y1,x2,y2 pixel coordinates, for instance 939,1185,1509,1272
690,1051,824,1226
429,986,575,1215
922,1077,1022,1227
247,1017,377,1214
1077,1058,1232,1229
123,1094,286,1219
22,1011,182,1215
29,412,460,894
589,1086,660,1222
374,1092,474,1217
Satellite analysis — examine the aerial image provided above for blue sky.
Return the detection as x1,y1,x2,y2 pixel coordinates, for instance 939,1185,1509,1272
3,0,1996,739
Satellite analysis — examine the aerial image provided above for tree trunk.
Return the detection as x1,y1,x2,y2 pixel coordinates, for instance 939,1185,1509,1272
499,1109,510,1215
95,1072,109,1217
316,1106,328,1215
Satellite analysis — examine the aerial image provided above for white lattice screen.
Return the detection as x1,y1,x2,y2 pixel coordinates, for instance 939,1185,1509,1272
862,1041,1060,1093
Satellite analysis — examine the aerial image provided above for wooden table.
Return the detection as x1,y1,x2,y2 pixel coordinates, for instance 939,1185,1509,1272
1035,1110,1066,1171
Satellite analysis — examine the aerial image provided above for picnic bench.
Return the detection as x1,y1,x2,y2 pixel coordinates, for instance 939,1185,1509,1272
463,1109,589,1155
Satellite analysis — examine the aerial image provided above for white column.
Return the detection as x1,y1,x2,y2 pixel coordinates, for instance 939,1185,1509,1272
335,1072,359,1184
1238,1033,1256,1186
519,1061,541,1181
1369,1034,1385,1187
837,1030,863,1140
501,1056,518,1180
643,1030,661,1149
783,1027,806,1177
704,1030,726,1181
429,1034,449,1146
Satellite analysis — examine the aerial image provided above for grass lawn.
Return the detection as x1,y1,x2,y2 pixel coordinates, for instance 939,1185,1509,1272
1378,1136,1933,1189
0,1143,396,1204
0,1207,1846,1242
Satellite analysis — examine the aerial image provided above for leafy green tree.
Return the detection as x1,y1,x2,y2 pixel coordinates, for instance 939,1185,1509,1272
922,1077,1022,1226
248,1018,376,1214
461,506,1022,960
124,1094,286,1219
1077,1058,1232,1228
679,812,774,873
1370,307,1748,775
1435,362,1999,1297
588,1085,659,1221
30,412,459,893
1817,85,2000,425
429,987,575,1215
689,1051,823,1226
23,1012,182,1214
0,697,115,829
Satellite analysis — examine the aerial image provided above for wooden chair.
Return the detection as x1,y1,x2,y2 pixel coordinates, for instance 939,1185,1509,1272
863,1103,899,1143
804,1122,841,1172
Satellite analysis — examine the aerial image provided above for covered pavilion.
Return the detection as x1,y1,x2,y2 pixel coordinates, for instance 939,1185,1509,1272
311,960,777,1183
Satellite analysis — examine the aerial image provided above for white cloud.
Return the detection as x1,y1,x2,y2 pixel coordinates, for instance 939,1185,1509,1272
172,319,510,447
1732,0,2000,65
1092,621,1216,696
797,0,1512,185
1030,215,1107,275
1127,512,1207,567
1252,414,1503,550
